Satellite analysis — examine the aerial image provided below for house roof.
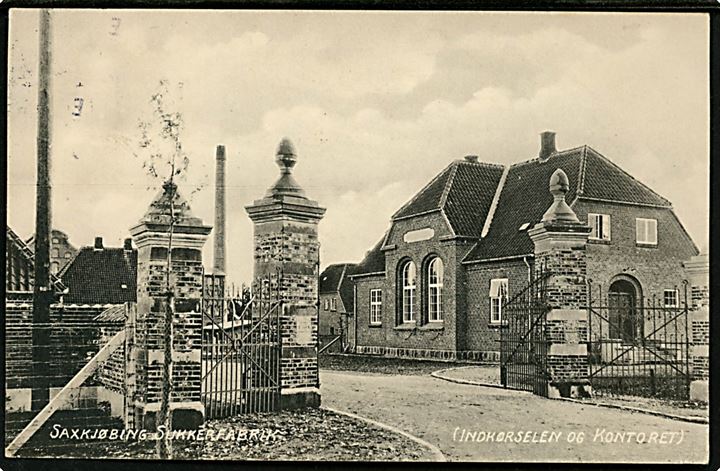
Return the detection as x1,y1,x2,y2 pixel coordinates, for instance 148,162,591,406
351,237,387,277
463,145,673,262
354,141,682,268
392,159,505,237
320,264,349,294
59,245,137,304
6,225,66,292
320,263,359,312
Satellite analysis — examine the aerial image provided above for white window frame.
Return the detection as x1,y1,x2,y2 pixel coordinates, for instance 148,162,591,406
324,299,329,311
636,218,658,245
370,289,382,325
401,261,417,323
663,289,679,308
588,213,611,241
427,257,444,322
331,298,337,311
489,278,509,324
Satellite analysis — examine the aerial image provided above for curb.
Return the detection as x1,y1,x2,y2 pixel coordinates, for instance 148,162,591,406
550,397,709,424
430,367,709,425
430,367,512,392
321,406,447,462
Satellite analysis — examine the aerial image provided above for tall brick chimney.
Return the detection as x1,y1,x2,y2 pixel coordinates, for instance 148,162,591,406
539,131,557,161
213,144,226,275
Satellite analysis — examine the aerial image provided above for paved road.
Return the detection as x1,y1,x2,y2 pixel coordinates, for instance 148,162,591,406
319,370,709,463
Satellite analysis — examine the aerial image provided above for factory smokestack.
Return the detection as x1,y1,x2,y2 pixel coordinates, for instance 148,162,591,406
213,144,226,275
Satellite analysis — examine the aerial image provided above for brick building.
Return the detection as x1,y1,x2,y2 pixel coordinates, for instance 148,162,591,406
26,228,78,275
319,263,357,351
351,132,699,361
5,227,127,411
58,236,137,305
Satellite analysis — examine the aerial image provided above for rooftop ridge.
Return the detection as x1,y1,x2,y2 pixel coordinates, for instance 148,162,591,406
391,160,456,220
509,145,587,169
438,162,459,210
577,145,589,196
480,165,510,238
455,159,505,169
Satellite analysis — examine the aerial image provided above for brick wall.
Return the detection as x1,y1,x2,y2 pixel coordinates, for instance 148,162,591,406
691,309,709,380
573,200,696,299
5,303,119,389
251,218,321,394
355,213,469,353
134,246,204,404
464,259,530,354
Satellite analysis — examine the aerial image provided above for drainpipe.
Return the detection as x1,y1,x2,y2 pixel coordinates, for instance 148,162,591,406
353,282,357,353
523,256,531,283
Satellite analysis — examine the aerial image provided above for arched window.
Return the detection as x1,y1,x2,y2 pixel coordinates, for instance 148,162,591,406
401,261,416,323
427,257,444,322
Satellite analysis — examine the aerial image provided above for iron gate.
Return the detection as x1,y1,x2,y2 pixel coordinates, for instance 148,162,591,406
586,282,691,400
201,274,282,418
500,265,551,397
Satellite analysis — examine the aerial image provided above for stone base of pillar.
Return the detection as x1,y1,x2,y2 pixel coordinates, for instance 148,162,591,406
135,401,205,430
547,380,592,399
279,387,321,410
690,380,708,402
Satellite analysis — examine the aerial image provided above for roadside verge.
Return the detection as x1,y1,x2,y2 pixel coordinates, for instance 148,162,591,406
321,406,447,462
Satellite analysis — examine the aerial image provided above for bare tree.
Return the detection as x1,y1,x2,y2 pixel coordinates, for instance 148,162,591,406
136,79,188,459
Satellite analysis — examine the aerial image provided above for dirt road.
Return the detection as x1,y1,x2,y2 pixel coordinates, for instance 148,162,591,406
320,370,708,463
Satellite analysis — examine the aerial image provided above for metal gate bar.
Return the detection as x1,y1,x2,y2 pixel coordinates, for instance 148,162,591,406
586,282,691,400
200,272,281,418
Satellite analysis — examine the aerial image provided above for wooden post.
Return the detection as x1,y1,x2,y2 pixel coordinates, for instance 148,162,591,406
31,8,53,412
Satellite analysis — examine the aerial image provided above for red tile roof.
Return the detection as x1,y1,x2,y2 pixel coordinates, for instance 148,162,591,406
393,160,505,237
463,146,673,262
59,245,137,304
356,143,682,268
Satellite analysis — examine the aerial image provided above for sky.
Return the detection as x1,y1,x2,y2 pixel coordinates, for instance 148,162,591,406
7,10,709,285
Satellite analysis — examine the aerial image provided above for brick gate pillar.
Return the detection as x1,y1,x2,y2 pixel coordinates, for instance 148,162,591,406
528,169,592,398
129,181,212,429
245,138,326,409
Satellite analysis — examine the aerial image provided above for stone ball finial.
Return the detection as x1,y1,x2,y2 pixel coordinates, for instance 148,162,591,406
267,137,305,198
541,168,580,224
276,137,297,175
549,168,570,196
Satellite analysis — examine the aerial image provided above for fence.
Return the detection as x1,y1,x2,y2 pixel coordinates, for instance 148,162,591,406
586,282,692,400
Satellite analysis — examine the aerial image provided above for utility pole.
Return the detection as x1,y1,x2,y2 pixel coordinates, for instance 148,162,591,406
31,8,53,412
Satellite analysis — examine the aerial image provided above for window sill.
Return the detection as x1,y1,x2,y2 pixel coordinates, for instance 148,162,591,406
487,323,508,329
394,323,417,331
420,323,444,331
636,243,658,248
588,238,611,245
369,323,382,328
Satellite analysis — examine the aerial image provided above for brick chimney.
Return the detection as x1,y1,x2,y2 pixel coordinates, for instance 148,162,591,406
213,144,226,275
123,238,133,251
93,236,103,250
539,131,557,161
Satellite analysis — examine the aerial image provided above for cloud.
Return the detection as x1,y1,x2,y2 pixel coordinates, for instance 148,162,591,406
7,11,708,285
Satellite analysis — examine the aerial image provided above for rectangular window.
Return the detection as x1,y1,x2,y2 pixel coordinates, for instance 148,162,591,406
636,218,658,245
588,213,611,241
489,278,509,324
331,298,337,311
664,289,678,308
324,299,329,311
370,289,382,325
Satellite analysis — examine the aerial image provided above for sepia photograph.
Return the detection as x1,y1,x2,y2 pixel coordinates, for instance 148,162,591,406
4,8,712,464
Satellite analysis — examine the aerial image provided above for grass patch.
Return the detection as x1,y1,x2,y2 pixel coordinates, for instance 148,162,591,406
15,408,432,461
